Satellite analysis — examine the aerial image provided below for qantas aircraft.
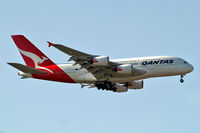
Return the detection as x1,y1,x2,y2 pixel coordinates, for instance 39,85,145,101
8,35,194,92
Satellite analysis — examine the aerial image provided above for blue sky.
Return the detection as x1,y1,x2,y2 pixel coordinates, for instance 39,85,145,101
0,0,200,133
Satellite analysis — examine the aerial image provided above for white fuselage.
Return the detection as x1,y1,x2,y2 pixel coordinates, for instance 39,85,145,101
57,56,194,84
10,35,194,92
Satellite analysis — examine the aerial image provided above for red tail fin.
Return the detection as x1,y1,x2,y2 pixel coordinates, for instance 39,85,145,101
11,35,55,68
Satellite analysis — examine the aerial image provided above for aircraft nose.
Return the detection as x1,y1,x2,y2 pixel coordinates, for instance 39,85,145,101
187,63,194,73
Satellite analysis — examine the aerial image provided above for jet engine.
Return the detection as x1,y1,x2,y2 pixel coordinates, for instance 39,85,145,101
116,64,134,74
92,56,109,66
113,84,128,92
127,80,143,89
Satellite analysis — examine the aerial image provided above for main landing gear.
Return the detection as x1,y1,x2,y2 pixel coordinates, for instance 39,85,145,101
180,75,184,83
95,81,115,91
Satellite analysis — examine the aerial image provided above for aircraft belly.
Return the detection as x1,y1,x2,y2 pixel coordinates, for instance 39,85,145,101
109,77,142,83
76,73,96,83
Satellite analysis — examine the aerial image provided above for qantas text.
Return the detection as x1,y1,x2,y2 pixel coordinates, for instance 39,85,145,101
142,60,174,66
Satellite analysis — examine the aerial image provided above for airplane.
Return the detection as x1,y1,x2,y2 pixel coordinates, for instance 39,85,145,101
8,35,194,92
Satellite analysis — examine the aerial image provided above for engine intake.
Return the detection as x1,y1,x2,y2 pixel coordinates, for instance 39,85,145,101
92,56,109,66
116,64,133,74
127,80,143,89
113,84,128,92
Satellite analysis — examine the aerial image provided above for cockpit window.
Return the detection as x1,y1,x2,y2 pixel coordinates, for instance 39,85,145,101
184,61,188,64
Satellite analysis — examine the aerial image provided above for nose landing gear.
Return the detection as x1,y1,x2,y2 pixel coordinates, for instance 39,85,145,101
180,75,184,83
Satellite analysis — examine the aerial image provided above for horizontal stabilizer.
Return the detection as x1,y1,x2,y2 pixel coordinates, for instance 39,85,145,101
7,63,47,74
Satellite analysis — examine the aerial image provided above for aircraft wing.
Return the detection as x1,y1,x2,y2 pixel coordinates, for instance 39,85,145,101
48,42,91,57
48,42,119,80
48,42,146,80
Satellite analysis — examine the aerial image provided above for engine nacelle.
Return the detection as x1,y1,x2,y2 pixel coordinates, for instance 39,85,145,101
127,80,143,89
113,84,128,92
92,56,109,66
116,64,133,74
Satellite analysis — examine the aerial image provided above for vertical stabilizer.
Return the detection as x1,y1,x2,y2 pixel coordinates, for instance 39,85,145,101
11,35,55,68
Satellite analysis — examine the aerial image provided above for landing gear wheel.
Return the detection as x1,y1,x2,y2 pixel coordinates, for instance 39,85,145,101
95,81,114,91
180,75,184,83
180,79,184,83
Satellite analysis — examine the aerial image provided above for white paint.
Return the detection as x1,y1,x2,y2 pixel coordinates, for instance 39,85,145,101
58,56,193,84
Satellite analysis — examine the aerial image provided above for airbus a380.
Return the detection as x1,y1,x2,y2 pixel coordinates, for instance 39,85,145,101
8,35,194,92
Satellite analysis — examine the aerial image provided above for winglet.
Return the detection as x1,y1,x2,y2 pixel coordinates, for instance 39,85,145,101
47,41,54,47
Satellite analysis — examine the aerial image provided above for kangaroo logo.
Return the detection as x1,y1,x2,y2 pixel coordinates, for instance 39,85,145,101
18,48,53,73
38,56,48,65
